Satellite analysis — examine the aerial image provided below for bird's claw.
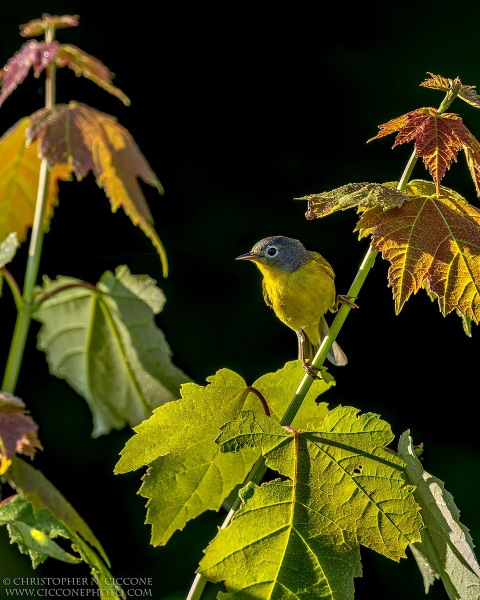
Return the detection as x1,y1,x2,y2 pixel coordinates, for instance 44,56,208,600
334,294,358,311
303,361,323,380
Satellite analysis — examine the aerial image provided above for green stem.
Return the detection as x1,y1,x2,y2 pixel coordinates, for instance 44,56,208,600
282,244,378,425
1,24,56,393
1,269,23,311
398,150,418,191
2,162,50,392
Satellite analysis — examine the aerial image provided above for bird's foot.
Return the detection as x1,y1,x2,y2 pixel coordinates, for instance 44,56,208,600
334,294,359,311
303,361,323,380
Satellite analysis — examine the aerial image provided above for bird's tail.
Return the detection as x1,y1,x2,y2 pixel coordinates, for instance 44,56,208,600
301,316,348,367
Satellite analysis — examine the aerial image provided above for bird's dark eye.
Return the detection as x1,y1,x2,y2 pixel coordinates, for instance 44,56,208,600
267,246,278,257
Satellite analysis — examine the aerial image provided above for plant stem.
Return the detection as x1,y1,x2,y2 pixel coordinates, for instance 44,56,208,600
1,24,56,393
2,162,50,392
282,244,378,425
1,269,23,312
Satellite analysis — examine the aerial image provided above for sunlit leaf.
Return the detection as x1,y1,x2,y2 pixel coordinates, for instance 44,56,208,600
34,266,190,437
202,479,361,600
297,182,408,219
368,108,472,194
199,408,422,597
114,362,332,546
0,393,42,475
356,179,480,324
26,102,168,275
420,72,480,109
398,431,480,598
115,369,260,546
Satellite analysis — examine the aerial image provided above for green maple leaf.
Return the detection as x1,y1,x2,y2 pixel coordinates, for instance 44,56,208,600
0,495,81,568
398,431,480,598
203,479,361,599
6,457,108,565
114,361,332,547
33,265,190,437
198,407,423,598
2,458,122,596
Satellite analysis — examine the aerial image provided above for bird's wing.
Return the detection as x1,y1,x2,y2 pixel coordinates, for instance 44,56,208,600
262,279,273,308
311,251,335,279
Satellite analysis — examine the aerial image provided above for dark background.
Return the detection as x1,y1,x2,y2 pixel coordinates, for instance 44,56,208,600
1,2,479,599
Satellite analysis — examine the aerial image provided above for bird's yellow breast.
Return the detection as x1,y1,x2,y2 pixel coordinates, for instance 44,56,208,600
256,252,336,345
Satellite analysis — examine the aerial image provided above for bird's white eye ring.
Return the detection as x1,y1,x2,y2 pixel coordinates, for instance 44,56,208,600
267,246,278,257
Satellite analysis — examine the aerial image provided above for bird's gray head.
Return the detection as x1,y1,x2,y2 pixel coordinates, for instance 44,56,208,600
236,236,310,272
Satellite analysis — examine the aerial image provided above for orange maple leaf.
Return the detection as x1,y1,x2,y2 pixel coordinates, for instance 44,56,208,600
26,102,168,275
356,179,480,323
368,108,473,195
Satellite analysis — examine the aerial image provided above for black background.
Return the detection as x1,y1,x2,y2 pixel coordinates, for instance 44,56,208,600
1,2,479,599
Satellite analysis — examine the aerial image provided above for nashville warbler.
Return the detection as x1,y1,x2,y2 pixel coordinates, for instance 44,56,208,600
236,235,353,378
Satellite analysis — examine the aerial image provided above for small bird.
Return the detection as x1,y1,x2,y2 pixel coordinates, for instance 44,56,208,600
236,235,352,377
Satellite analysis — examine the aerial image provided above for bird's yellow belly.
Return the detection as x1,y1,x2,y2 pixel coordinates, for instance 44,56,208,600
262,263,335,335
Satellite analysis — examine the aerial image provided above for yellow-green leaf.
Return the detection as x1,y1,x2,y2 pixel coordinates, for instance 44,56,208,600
114,362,334,547
200,407,422,597
398,431,480,598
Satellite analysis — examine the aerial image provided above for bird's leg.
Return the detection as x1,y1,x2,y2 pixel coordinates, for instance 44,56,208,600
333,294,359,312
297,330,322,380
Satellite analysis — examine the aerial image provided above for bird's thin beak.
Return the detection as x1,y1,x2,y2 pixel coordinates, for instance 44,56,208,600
235,252,256,261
